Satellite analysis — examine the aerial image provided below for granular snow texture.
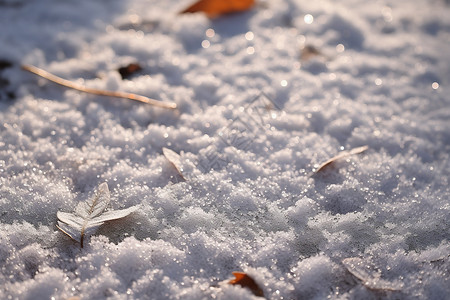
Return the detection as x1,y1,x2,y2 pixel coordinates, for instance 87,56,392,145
0,0,449,299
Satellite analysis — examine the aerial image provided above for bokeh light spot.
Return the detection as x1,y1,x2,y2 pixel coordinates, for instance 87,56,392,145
304,14,314,24
201,40,210,48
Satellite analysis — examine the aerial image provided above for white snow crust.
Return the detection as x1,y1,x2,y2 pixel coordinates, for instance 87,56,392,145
0,0,449,299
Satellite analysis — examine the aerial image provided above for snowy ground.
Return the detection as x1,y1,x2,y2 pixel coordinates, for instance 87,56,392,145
1,0,449,299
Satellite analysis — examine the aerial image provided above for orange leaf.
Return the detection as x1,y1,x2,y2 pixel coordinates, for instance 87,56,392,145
180,0,255,18
229,272,264,297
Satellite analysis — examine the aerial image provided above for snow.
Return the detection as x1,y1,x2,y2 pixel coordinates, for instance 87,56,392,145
1,0,449,299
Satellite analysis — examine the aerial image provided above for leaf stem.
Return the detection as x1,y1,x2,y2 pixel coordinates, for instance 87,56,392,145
22,64,177,109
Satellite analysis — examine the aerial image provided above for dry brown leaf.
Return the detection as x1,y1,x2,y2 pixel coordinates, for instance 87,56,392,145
0,59,14,100
342,257,403,291
0,59,13,70
162,147,186,181
22,64,177,109
180,0,255,18
314,145,368,174
300,45,322,61
118,63,142,79
229,271,264,297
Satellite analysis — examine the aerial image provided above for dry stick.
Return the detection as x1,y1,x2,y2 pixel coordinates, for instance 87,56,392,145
21,64,177,109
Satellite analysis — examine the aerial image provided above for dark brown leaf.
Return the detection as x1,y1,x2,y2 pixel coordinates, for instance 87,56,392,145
0,59,13,70
229,271,264,297
118,63,142,79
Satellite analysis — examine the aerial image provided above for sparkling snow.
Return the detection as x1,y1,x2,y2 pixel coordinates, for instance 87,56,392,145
0,0,449,299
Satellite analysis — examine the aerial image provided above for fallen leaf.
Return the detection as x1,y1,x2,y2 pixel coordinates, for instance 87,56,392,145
342,257,403,291
180,0,255,18
0,59,14,101
57,182,139,248
229,271,264,297
300,45,322,61
314,145,368,174
0,59,13,70
118,63,142,79
162,147,186,181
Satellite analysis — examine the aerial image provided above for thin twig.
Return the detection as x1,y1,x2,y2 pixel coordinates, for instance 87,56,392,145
22,64,177,109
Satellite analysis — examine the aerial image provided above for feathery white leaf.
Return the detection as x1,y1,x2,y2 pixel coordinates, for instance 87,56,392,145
91,205,140,224
57,182,139,247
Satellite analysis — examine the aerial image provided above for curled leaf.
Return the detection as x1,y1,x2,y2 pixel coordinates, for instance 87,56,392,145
342,257,403,291
180,0,255,18
57,182,139,248
229,271,264,297
162,147,186,181
314,145,368,174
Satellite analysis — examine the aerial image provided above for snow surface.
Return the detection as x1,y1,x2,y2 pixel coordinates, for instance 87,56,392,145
1,0,450,299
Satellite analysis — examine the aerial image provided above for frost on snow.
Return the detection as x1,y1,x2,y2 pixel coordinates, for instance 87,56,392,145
0,0,449,299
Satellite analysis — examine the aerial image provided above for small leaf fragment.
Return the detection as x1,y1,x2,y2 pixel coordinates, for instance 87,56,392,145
342,257,403,291
300,45,322,61
118,63,142,79
0,59,15,101
314,145,368,174
162,147,186,181
229,271,264,297
0,59,13,70
180,0,255,18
